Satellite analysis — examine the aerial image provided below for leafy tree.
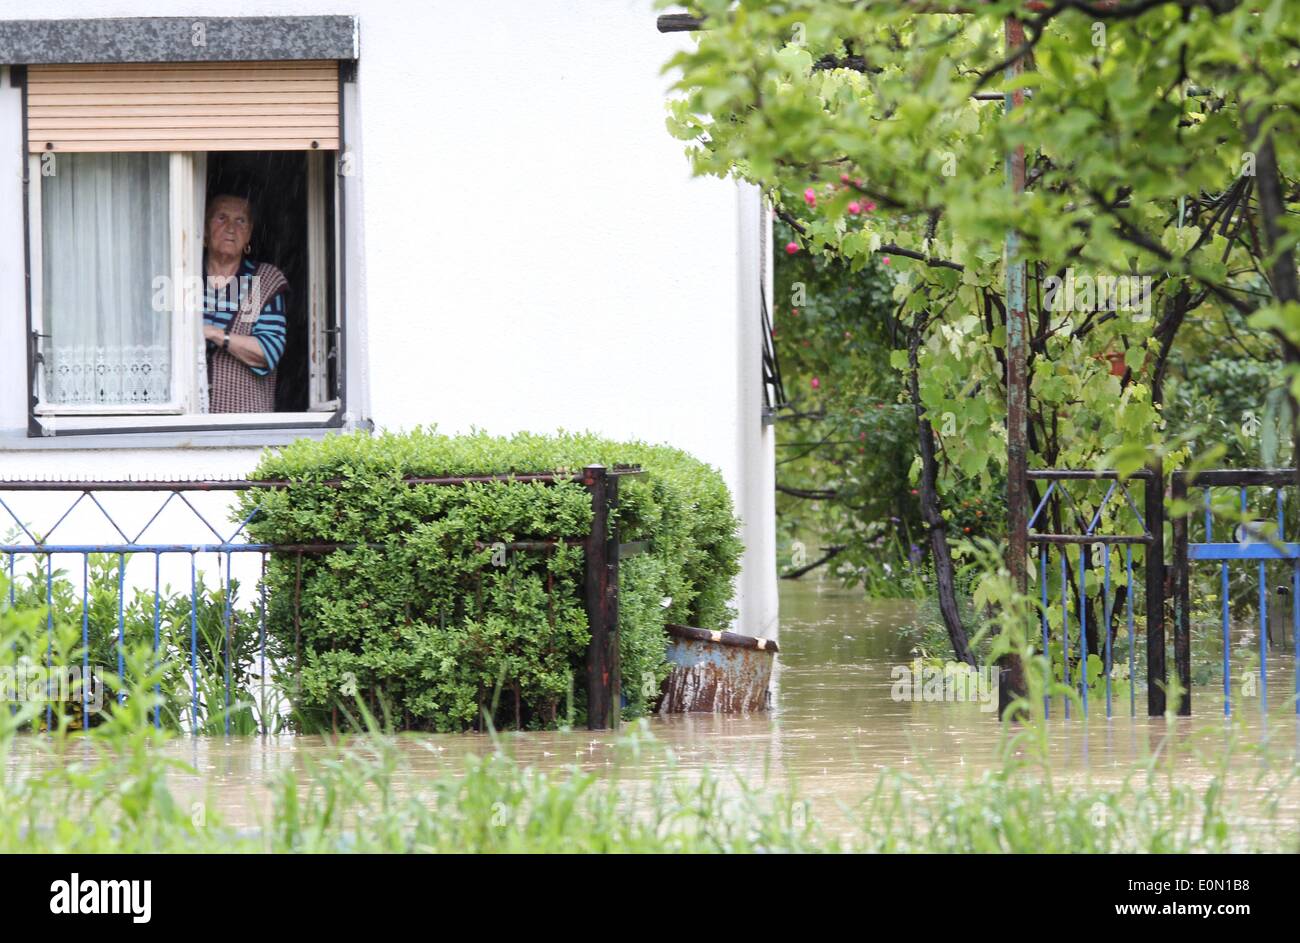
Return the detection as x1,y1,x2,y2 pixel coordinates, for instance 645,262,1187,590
660,0,1298,680
772,216,1005,593
771,218,921,582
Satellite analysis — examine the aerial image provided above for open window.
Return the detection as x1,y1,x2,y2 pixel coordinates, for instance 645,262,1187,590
24,60,343,434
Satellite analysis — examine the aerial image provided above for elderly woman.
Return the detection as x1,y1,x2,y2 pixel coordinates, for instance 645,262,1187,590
201,191,289,413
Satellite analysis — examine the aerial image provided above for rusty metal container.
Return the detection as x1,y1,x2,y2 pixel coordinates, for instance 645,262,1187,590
658,624,779,714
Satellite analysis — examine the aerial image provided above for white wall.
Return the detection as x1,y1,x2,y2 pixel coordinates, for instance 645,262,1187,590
735,183,779,638
0,1,777,634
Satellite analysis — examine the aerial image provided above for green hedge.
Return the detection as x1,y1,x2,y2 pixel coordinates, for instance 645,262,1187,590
241,428,743,732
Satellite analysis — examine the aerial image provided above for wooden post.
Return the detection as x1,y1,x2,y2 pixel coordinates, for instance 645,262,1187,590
1171,472,1191,715
583,465,620,729
1144,467,1167,715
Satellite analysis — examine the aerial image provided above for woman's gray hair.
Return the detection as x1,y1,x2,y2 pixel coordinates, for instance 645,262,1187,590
204,190,256,227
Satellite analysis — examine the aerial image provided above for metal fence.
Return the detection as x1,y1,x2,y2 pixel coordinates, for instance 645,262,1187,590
1028,466,1298,719
1172,469,1299,717
0,465,641,733
1027,469,1165,717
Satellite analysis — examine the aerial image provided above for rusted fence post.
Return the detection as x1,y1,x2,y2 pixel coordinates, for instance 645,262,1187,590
583,465,620,729
1144,467,1167,715
1171,471,1191,715
608,472,622,718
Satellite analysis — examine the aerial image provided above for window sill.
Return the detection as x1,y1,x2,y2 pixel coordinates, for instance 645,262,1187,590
1,414,369,451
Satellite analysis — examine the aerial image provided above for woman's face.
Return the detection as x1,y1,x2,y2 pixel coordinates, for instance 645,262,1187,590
206,196,253,258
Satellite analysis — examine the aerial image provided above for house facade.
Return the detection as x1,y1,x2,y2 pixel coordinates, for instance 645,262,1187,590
0,3,778,638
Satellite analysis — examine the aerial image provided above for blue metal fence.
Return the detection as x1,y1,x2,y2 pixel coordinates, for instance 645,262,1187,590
1172,469,1299,717
0,469,639,735
1027,469,1164,717
0,479,321,735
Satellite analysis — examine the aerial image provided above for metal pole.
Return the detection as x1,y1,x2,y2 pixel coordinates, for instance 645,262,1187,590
583,465,619,730
1145,470,1167,715
1001,15,1030,715
1171,472,1191,715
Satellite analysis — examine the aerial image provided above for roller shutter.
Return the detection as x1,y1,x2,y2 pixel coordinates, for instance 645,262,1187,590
26,60,340,152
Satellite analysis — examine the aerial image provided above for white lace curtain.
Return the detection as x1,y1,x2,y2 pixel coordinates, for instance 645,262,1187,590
41,153,172,406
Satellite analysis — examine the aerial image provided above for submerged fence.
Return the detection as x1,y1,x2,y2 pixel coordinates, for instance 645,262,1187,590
1027,466,1298,719
1172,469,1299,717
1027,469,1165,718
0,466,642,733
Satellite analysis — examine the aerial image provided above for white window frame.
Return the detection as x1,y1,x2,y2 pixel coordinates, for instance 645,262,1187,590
27,149,340,433
306,149,340,413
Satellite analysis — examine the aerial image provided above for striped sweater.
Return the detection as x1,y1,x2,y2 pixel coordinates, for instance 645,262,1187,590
202,256,288,376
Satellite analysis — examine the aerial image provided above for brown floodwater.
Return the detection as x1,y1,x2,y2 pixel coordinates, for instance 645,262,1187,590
9,578,1300,831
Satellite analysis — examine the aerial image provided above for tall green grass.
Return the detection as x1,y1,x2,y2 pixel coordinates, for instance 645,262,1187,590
2,564,1297,853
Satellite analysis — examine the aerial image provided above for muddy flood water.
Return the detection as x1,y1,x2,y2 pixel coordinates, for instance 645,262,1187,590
10,579,1300,830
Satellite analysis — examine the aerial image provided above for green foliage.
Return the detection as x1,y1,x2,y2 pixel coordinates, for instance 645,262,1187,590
0,617,1286,852
0,602,210,851
663,0,1295,617
241,428,744,732
772,216,929,581
2,578,1295,853
4,554,273,734
901,559,987,659
1168,350,1293,469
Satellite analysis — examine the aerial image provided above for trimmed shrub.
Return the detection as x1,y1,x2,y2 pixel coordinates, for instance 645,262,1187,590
241,428,743,732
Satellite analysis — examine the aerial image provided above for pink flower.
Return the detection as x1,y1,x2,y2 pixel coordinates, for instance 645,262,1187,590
840,173,851,184
882,256,891,265
803,188,816,206
785,241,800,255
848,202,861,215
865,201,877,212
810,377,820,390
